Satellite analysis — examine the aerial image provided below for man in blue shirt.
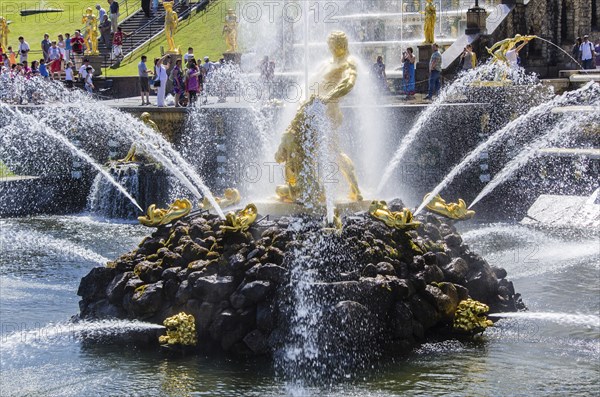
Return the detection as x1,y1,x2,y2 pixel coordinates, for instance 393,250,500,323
425,43,442,100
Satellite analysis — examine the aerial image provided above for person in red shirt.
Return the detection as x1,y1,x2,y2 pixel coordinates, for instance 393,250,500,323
112,27,131,61
70,31,85,68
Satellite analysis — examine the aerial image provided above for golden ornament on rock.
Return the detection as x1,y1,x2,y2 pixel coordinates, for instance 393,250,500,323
220,203,258,233
423,193,475,220
138,198,192,227
369,200,421,230
159,312,197,346
118,112,159,163
453,298,494,334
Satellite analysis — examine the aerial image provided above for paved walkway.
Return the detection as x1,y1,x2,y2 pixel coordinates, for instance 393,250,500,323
102,93,483,111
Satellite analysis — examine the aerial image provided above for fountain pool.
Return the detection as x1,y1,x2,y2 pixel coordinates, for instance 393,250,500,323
1,216,598,395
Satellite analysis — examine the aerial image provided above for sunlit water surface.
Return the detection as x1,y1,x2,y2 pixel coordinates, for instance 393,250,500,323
1,216,598,396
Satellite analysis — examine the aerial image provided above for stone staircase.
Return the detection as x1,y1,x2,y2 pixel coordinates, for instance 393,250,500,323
96,0,206,69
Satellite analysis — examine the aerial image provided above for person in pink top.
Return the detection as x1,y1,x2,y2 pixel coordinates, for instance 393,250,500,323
185,59,202,105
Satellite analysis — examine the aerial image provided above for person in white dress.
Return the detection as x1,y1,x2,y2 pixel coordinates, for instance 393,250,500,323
153,54,171,107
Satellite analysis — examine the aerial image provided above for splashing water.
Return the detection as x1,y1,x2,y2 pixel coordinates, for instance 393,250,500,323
469,109,600,208
0,227,110,265
376,63,526,195
0,319,165,355
306,101,336,223
489,312,600,328
1,103,144,213
534,36,586,71
0,75,226,219
414,82,600,215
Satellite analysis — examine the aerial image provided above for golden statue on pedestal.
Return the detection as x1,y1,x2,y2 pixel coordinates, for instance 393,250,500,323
369,200,422,230
200,188,241,210
118,112,158,163
138,198,192,227
223,8,238,52
82,7,99,55
423,193,475,220
0,16,9,48
164,1,179,54
486,34,536,66
274,31,362,207
220,204,258,233
423,0,436,44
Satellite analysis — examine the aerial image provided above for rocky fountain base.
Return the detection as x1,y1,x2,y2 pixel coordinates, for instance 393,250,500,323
77,199,524,363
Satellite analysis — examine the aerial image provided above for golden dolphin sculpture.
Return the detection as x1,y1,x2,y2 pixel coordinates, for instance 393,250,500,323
423,193,475,220
200,188,241,210
138,199,192,227
220,203,258,233
369,200,421,230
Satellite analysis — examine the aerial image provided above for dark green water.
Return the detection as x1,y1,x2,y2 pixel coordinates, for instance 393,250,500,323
1,216,598,396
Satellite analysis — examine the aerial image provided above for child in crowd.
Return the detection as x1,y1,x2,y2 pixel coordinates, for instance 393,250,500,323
64,61,74,88
22,60,31,77
30,60,39,76
84,67,94,93
39,59,49,78
64,33,72,64
7,46,16,66
112,27,131,61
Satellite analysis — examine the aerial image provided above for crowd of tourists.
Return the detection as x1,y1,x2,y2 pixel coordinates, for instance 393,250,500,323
138,48,233,107
572,34,600,70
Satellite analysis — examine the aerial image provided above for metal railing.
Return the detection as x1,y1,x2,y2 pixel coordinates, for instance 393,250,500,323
117,0,216,67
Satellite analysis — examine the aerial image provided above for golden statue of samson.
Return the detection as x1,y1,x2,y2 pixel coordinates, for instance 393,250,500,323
275,31,362,208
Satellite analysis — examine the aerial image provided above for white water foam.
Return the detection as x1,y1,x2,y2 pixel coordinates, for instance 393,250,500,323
489,312,600,328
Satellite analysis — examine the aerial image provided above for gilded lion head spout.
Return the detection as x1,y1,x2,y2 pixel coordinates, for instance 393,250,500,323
327,31,349,57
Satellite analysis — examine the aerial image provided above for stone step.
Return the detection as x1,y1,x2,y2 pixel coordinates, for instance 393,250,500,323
559,69,592,78
570,73,600,83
